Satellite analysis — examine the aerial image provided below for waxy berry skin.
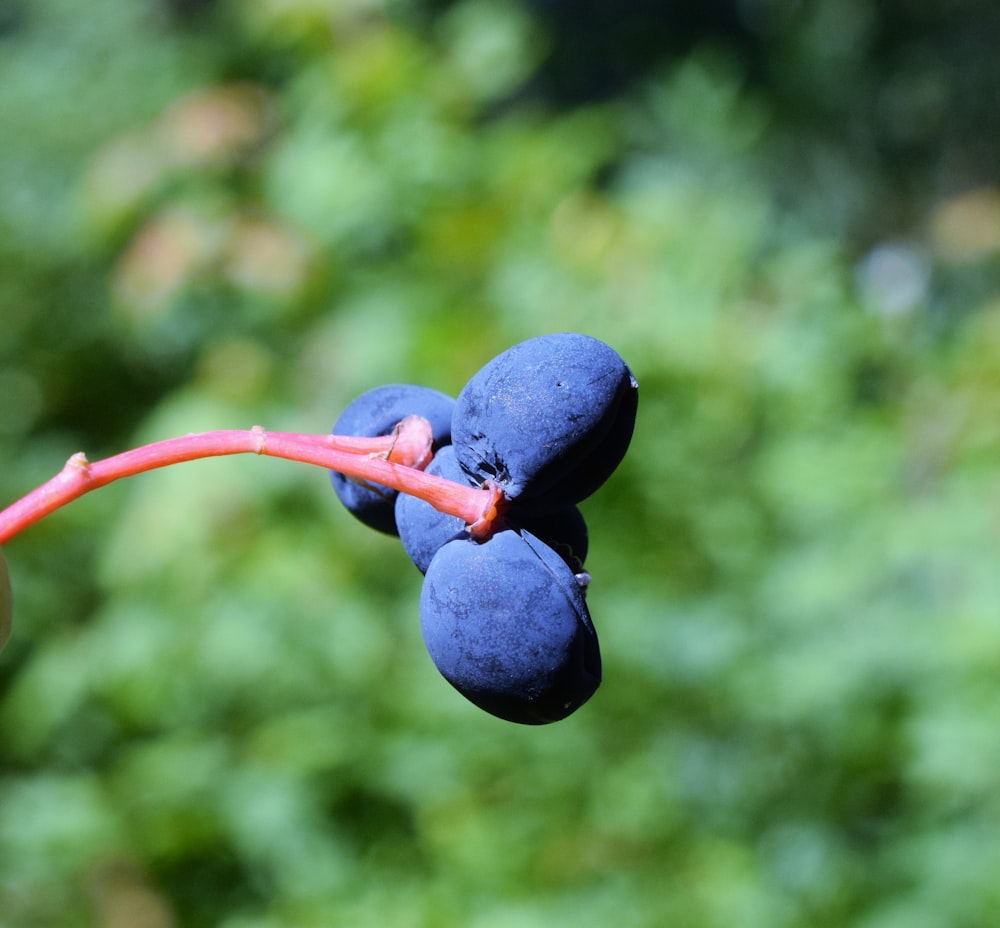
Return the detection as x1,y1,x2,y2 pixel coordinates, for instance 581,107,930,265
330,384,455,535
420,528,601,725
451,333,638,512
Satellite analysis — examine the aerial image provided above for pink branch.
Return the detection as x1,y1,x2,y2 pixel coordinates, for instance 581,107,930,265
0,421,502,545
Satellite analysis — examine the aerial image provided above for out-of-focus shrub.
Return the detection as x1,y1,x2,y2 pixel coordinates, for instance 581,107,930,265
2,2,999,926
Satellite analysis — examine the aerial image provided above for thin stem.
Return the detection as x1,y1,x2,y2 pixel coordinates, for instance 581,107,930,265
270,415,435,472
0,422,501,545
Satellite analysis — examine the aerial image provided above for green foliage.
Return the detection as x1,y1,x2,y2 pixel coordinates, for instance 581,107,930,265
0,549,11,652
2,1,1000,926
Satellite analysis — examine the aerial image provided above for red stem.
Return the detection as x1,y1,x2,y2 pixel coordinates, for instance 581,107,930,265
0,422,504,545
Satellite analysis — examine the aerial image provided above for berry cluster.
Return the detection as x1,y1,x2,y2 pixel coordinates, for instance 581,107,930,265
331,333,638,725
0,333,636,726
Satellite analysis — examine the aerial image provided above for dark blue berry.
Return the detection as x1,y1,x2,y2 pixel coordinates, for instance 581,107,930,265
451,333,637,510
330,384,455,535
419,527,601,724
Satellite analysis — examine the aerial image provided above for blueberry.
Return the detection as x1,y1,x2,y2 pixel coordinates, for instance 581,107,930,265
451,333,637,510
330,384,455,535
419,527,601,724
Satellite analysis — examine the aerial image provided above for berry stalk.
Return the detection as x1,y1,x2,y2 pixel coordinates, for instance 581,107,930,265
0,421,501,545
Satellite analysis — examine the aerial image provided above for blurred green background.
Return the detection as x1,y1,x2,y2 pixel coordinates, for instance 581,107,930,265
2,0,1000,925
